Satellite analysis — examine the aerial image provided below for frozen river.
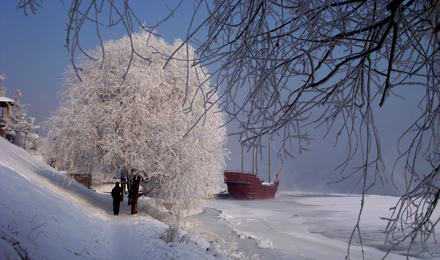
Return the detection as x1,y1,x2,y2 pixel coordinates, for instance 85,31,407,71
196,191,440,260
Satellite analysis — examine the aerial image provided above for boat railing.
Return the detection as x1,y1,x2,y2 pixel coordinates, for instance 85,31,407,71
224,170,256,175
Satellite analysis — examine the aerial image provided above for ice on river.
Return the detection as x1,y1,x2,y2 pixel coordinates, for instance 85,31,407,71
196,192,440,260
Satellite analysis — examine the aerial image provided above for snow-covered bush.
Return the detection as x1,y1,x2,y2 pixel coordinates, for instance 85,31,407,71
42,31,227,221
161,224,180,243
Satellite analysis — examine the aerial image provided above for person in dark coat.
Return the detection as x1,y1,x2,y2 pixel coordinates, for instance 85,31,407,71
111,182,122,215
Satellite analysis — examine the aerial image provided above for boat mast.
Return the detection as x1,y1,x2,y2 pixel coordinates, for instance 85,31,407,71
241,142,244,172
269,135,271,182
252,146,255,174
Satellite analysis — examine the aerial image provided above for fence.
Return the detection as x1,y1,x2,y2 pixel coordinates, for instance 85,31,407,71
66,173,92,188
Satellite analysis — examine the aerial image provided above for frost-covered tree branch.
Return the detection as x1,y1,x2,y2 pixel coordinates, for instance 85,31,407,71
175,0,440,257
16,0,185,81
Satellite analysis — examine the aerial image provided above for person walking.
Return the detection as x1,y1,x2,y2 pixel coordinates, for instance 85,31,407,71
111,182,122,215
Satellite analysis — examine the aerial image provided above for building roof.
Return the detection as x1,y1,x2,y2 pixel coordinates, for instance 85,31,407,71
0,96,14,104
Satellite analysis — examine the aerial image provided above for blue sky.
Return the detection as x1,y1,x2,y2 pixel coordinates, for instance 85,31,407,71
0,1,427,195
0,1,201,125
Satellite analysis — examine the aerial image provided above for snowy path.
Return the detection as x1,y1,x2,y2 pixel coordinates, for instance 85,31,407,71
96,201,173,260
99,215,158,260
100,216,139,259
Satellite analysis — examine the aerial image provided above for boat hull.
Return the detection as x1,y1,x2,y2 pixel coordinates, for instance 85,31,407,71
224,171,279,199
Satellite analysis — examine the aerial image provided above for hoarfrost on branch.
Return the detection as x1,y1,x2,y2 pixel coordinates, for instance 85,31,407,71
177,1,440,257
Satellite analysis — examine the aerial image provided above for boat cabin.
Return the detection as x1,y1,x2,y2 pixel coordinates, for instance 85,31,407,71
0,94,14,137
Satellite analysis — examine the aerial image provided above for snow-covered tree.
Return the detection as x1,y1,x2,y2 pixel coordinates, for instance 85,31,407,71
42,31,227,221
4,90,24,143
23,116,39,150
4,90,39,150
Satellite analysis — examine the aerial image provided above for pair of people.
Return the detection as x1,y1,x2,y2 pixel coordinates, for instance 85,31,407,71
111,182,123,215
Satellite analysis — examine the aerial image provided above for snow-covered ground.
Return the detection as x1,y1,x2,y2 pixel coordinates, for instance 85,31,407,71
1,136,439,259
0,138,249,260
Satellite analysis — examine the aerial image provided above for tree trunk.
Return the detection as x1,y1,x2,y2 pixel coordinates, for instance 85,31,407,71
127,176,132,205
131,175,140,215
120,171,127,202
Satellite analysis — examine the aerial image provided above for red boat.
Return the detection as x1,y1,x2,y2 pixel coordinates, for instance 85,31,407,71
224,136,282,199
224,170,280,199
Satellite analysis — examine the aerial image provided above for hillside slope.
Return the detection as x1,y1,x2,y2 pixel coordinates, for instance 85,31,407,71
0,138,232,260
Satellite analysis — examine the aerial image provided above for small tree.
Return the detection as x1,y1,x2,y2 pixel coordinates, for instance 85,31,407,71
23,116,39,150
42,31,227,221
5,90,39,150
5,90,24,144
0,74,5,94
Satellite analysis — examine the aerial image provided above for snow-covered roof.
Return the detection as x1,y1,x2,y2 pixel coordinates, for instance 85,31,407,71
0,96,14,104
